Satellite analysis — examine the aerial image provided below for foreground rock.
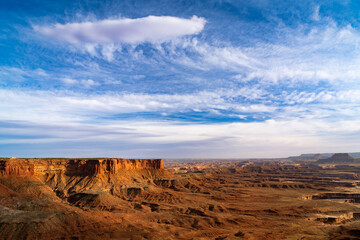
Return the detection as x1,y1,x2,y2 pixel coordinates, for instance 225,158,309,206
0,158,169,239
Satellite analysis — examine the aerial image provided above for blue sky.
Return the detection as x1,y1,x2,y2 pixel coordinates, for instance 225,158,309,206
1,0,360,158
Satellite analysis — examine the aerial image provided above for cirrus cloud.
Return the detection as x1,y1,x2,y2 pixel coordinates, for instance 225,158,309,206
34,15,206,44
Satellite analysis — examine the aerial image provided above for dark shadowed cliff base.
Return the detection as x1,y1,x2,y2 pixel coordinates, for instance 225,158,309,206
1,156,360,239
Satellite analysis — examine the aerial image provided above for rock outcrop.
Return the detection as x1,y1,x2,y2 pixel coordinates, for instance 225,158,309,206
0,158,168,199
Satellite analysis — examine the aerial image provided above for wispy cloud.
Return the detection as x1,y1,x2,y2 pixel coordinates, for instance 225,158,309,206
241,23,360,84
2,117,360,158
162,21,360,84
1,86,360,127
0,67,49,82
0,88,274,123
312,5,321,21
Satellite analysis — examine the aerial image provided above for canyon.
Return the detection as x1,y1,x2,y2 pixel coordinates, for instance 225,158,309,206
1,156,360,239
0,158,164,176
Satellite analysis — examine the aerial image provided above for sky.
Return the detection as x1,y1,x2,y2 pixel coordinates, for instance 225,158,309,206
1,0,360,158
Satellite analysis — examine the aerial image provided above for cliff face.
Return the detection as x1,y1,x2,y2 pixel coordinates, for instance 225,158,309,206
0,159,35,176
0,158,164,177
0,157,169,201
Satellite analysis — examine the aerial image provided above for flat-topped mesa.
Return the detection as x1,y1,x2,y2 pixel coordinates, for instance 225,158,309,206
328,153,354,161
0,158,164,176
317,153,357,164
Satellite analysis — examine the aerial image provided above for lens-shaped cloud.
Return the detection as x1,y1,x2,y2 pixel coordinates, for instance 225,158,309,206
34,15,206,44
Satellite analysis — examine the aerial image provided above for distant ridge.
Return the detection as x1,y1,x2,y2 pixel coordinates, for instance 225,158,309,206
289,152,360,159
317,153,359,164
288,153,326,160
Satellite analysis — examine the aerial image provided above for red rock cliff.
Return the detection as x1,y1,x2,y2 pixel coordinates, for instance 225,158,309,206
0,158,164,176
0,158,35,176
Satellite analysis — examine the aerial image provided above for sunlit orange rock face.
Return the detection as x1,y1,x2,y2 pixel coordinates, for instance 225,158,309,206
0,158,163,176
0,159,35,176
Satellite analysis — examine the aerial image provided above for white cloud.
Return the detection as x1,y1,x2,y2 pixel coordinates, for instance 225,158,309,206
80,79,100,88
61,77,78,85
34,15,206,44
60,78,100,88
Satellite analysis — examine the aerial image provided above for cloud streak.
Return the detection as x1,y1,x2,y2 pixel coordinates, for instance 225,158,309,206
35,16,206,44
1,87,360,127
0,88,275,124
2,117,360,158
